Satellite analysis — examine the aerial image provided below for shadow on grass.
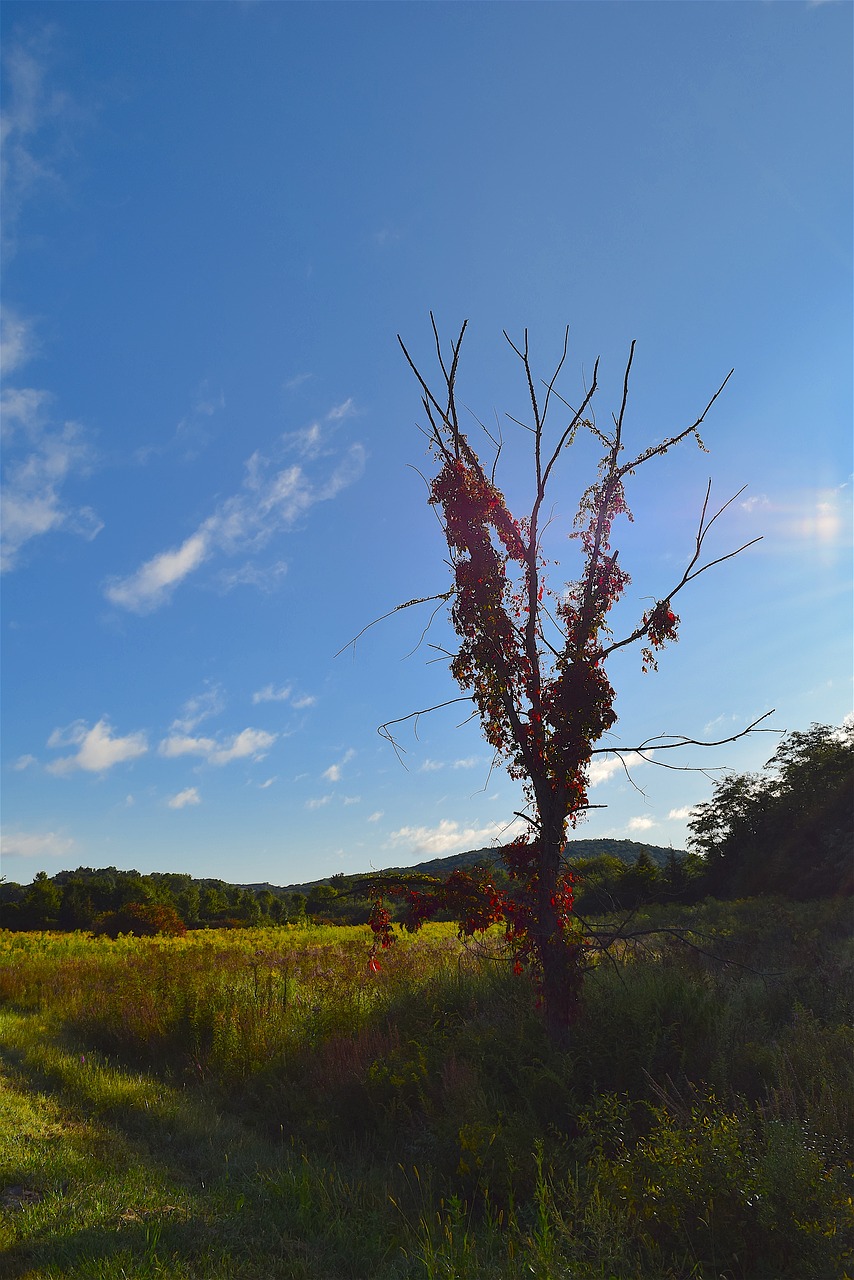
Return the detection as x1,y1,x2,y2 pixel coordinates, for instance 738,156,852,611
0,1216,218,1280
0,1013,375,1280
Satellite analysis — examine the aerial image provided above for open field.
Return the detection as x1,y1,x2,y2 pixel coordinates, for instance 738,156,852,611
1,900,852,1279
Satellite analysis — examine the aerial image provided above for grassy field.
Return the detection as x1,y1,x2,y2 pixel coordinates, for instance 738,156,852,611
1,900,852,1279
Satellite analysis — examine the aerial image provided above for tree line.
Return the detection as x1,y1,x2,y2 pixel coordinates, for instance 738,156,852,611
2,721,849,937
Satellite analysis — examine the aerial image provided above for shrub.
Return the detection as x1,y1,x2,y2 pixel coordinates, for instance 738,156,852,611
94,901,187,938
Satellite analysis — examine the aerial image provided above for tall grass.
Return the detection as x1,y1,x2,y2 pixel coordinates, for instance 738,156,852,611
1,900,852,1278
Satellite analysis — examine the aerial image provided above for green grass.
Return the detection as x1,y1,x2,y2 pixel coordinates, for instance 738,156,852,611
1,902,852,1278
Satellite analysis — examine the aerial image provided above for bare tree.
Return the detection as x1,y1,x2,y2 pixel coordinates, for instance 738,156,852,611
357,319,771,1040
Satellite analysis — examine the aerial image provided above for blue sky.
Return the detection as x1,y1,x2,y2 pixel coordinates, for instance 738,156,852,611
2,1,851,888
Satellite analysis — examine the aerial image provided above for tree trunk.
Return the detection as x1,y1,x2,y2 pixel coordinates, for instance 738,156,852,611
534,789,582,1041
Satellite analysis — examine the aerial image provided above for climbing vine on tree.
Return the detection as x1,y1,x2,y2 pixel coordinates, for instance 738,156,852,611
359,319,769,1039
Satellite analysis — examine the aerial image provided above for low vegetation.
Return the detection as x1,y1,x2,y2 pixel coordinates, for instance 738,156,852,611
2,724,851,1275
2,898,852,1279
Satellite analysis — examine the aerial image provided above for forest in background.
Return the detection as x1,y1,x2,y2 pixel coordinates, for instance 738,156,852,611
2,723,851,937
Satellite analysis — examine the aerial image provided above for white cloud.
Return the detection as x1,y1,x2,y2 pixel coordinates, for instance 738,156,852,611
667,806,696,821
158,727,276,766
368,810,384,823
158,733,216,759
387,816,527,857
306,794,332,810
251,683,316,709
168,787,201,809
419,759,444,773
46,719,147,775
252,683,292,704
452,756,481,770
740,494,771,514
588,752,646,787
627,816,656,832
13,753,37,771
104,530,211,613
588,757,623,786
285,422,325,459
258,776,277,789
208,728,275,765
343,795,361,806
0,828,75,859
105,435,365,612
323,748,355,783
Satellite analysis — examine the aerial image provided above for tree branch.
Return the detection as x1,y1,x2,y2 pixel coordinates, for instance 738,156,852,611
378,696,474,767
335,591,455,658
589,711,777,757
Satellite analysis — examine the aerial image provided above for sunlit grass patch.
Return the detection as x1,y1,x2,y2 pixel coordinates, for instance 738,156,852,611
1,906,851,1278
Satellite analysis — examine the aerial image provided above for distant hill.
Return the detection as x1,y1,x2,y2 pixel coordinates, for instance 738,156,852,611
261,838,684,897
1,838,690,932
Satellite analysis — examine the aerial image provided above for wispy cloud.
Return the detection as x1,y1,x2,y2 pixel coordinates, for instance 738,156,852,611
419,759,444,773
218,559,288,593
740,494,771,515
702,713,739,737
326,398,355,421
47,719,148,775
1,364,102,572
158,727,276,766
251,682,316,710
133,383,225,466
323,748,355,783
105,429,365,613
13,754,37,771
0,828,75,859
368,810,384,822
0,33,104,574
0,28,87,250
171,684,225,733
168,787,201,809
306,794,332,810
739,486,852,548
0,307,36,374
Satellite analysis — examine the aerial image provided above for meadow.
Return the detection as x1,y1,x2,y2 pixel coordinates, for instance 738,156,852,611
1,899,852,1279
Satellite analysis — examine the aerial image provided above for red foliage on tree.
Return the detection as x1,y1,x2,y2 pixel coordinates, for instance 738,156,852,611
95,901,187,938
358,320,769,1040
